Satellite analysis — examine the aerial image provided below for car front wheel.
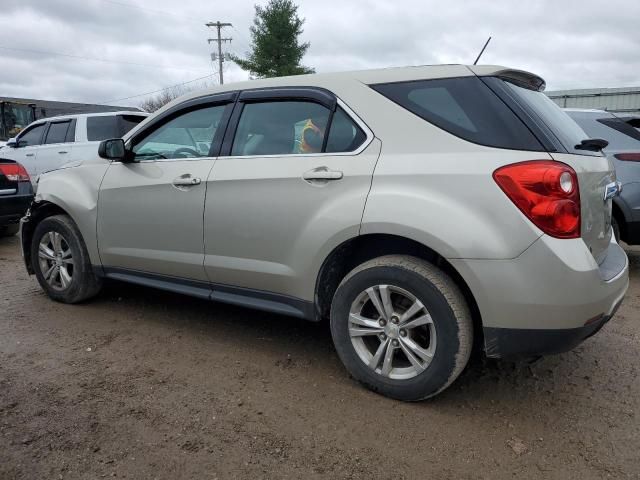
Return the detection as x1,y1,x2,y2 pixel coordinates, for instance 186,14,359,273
330,255,473,401
31,214,102,303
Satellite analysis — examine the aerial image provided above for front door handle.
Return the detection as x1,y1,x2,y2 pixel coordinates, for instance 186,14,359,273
26,153,35,157
58,151,68,154
172,175,201,187
303,167,343,181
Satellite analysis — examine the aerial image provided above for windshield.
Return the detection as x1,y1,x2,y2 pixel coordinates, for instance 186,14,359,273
1,103,35,141
503,81,599,156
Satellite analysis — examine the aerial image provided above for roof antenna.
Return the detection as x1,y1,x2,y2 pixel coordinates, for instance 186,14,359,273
473,36,492,65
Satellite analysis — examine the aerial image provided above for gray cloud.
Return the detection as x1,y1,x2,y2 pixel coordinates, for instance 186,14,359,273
1,0,639,107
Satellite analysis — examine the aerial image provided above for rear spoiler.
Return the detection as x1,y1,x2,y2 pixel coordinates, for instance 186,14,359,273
467,66,546,92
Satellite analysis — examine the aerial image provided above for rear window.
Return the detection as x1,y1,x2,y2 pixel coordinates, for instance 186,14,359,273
503,81,597,156
567,112,640,151
87,114,146,141
371,77,544,151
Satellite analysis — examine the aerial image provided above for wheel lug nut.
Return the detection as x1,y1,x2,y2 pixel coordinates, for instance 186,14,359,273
392,339,399,346
379,333,386,340
391,316,399,324
400,329,407,337
378,319,386,327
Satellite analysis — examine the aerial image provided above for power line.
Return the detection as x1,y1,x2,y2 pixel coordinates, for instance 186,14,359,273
0,45,210,72
97,73,215,105
97,0,203,22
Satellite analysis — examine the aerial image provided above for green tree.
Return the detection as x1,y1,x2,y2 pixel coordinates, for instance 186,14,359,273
232,0,314,78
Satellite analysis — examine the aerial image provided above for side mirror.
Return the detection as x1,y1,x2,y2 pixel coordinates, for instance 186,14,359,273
6,137,17,148
98,138,132,162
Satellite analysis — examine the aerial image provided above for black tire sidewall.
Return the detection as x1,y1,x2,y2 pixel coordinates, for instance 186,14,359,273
31,216,87,302
331,265,462,401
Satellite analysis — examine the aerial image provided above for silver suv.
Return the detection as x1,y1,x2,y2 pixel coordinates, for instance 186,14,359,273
20,65,629,401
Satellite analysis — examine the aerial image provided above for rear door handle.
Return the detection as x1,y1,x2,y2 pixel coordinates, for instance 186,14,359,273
26,153,35,157
58,151,68,154
172,175,201,187
303,167,343,181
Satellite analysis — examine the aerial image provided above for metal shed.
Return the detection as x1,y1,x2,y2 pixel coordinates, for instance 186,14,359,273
546,87,640,115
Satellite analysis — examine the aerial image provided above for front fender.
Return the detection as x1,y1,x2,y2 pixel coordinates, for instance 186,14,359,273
31,164,110,266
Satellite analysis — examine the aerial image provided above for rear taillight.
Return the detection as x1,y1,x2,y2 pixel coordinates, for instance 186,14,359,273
614,153,640,162
0,163,30,182
493,160,581,239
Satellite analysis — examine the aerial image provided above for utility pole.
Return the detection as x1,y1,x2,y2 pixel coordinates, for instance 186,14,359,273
206,21,232,84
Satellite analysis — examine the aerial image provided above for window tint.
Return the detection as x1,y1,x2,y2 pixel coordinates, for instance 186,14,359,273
232,101,330,156
87,116,120,141
504,81,597,156
18,124,45,147
132,105,226,160
120,115,146,136
372,77,543,151
65,120,76,142
325,107,367,153
45,121,70,144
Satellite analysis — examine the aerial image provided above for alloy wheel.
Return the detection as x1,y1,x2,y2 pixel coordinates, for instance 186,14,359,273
348,284,437,380
38,231,74,291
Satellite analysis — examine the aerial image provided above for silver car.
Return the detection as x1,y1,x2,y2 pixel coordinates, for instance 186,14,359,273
564,109,640,244
20,65,629,401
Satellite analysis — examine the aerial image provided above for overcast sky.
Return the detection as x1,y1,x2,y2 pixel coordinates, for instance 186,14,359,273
1,0,639,107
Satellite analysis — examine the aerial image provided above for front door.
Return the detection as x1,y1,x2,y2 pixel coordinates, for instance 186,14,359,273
203,90,380,301
97,101,232,281
12,122,46,184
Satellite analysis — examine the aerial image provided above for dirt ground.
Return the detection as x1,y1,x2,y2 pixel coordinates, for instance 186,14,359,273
0,234,638,480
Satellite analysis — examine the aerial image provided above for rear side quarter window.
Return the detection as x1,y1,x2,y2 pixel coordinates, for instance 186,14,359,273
371,77,544,151
87,116,119,141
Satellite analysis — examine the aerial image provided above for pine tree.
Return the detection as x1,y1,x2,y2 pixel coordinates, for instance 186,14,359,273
232,0,314,78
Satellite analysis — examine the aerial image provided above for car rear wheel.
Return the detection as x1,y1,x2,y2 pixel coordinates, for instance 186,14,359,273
31,215,102,303
330,255,473,401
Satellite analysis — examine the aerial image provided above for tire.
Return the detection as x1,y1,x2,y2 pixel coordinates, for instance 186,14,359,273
31,214,102,303
330,255,473,401
0,224,19,237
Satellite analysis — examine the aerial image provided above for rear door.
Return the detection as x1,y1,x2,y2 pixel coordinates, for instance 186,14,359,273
97,95,234,281
37,119,75,174
203,87,380,300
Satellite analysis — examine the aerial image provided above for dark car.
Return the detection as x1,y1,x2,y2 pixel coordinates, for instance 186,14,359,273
0,159,33,237
565,109,640,244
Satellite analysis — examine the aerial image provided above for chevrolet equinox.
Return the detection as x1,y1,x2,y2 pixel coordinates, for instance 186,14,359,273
20,65,629,401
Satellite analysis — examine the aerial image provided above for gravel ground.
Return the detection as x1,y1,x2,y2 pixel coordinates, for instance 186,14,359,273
1,234,639,479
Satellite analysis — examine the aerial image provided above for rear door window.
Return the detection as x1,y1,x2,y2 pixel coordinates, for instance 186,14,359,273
371,77,544,151
44,121,71,144
231,101,331,156
325,107,367,153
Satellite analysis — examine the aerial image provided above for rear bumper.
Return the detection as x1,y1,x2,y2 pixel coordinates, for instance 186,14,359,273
0,193,32,227
482,299,623,358
450,236,629,358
